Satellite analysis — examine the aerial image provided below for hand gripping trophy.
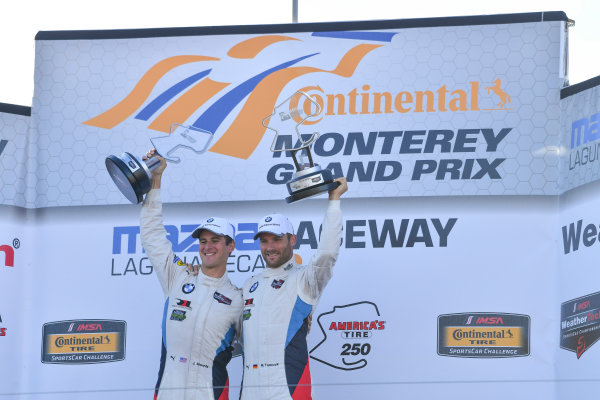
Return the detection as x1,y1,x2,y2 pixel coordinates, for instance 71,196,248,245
105,124,213,203
262,91,340,203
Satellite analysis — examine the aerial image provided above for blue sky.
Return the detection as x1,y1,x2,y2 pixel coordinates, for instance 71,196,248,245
1,0,598,106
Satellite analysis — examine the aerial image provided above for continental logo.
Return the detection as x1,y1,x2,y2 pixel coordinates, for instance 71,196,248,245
290,78,511,125
438,313,530,358
41,319,126,364
82,32,511,160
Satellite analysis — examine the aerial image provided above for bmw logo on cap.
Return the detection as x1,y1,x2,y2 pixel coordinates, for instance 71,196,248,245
265,217,272,222
207,218,214,223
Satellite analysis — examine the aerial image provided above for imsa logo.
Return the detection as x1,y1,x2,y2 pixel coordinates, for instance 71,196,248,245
438,312,530,358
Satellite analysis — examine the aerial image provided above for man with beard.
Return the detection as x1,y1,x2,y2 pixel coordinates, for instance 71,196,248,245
140,150,242,400
240,177,347,400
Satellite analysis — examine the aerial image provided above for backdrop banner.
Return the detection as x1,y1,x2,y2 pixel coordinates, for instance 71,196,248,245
5,11,600,400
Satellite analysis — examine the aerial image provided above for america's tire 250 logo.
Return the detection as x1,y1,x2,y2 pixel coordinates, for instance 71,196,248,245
309,301,385,370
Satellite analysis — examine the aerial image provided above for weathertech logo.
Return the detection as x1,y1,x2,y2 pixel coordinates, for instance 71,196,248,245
438,313,530,358
561,291,600,359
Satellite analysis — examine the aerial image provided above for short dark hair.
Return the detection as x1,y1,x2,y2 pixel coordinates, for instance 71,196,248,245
225,236,233,245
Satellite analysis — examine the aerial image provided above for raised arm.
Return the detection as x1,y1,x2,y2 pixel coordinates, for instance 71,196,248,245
139,152,180,294
300,177,347,302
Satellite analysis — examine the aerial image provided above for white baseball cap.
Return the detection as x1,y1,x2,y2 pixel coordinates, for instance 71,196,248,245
254,214,294,240
192,217,235,240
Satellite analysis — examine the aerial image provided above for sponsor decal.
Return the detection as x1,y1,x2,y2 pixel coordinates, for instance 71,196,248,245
437,313,530,358
213,292,232,305
170,310,186,321
174,255,186,266
310,301,386,370
243,309,252,321
249,281,259,292
0,314,6,337
271,279,285,289
568,111,600,171
176,299,192,309
1,239,19,268
41,319,126,364
560,291,600,359
245,298,254,307
182,283,195,294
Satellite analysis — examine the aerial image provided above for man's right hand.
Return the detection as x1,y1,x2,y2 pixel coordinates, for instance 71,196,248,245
143,149,167,189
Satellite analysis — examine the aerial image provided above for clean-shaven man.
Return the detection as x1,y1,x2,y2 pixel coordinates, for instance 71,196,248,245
140,150,242,400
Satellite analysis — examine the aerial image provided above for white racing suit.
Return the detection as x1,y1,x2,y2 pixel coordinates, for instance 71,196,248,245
141,189,242,400
241,200,342,399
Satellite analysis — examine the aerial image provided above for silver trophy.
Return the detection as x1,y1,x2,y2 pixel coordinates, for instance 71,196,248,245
263,91,339,203
105,124,213,203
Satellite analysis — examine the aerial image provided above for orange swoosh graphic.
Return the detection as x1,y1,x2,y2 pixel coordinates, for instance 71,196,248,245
210,44,382,159
227,35,300,59
148,78,230,132
83,55,219,129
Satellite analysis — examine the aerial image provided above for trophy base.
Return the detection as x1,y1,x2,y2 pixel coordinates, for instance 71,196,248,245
105,152,153,204
285,166,339,203
285,181,339,203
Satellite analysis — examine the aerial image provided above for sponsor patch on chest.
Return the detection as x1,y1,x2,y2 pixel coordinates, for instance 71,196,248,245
213,292,232,305
170,309,186,321
271,279,285,289
249,281,259,293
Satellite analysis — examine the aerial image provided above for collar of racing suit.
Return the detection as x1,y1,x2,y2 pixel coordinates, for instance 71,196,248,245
196,268,231,287
261,257,297,278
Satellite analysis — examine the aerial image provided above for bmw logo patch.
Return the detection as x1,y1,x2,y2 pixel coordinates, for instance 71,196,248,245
250,281,259,293
182,283,196,294
207,218,214,223
265,216,272,222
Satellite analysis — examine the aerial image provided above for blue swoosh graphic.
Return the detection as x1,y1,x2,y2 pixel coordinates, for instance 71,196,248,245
135,69,212,121
191,53,318,134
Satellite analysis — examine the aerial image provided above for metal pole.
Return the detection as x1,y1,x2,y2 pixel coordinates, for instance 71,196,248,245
292,0,298,23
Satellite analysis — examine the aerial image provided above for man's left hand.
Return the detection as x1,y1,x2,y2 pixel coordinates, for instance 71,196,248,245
329,177,348,200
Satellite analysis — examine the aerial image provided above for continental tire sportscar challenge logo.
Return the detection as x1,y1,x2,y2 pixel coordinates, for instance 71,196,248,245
41,319,126,364
438,313,530,358
309,301,385,370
